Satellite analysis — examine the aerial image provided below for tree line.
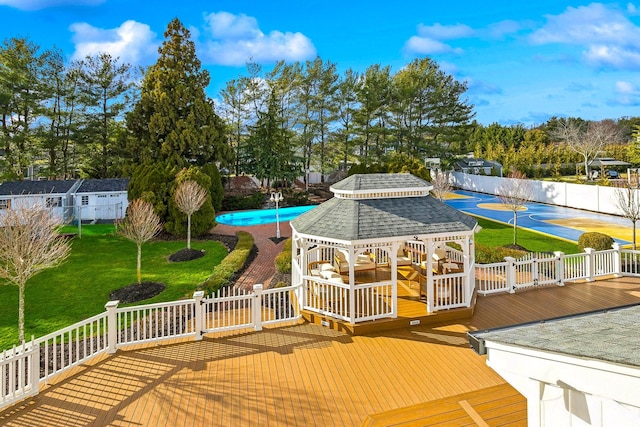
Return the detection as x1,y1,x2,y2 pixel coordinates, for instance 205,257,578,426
2,17,640,189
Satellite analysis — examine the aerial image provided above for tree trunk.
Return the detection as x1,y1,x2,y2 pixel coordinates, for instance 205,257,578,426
187,214,192,250
19,283,25,344
513,212,518,245
634,221,637,251
137,243,142,284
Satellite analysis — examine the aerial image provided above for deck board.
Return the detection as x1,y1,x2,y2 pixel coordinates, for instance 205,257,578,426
2,277,640,426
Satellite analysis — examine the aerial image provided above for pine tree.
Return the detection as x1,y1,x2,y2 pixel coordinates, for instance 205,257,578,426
126,18,230,168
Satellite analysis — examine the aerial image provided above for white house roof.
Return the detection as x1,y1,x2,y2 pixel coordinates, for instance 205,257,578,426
470,303,640,367
76,178,129,193
0,180,77,196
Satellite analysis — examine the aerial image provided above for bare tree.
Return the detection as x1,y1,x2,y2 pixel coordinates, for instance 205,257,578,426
553,119,620,180
174,180,208,250
430,170,452,201
0,205,71,343
119,199,162,284
614,184,640,250
497,170,534,246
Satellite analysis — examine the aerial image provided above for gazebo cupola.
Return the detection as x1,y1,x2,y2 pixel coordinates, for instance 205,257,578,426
290,173,478,325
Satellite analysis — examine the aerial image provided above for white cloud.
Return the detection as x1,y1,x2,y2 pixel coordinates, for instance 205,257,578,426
0,0,102,10
404,23,473,56
416,23,474,40
404,36,462,55
610,80,640,106
70,20,158,65
616,80,637,94
628,3,639,15
530,3,640,69
200,11,316,66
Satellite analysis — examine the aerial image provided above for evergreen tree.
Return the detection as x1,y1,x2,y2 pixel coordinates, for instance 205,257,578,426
126,18,230,168
201,162,224,212
78,53,133,178
0,37,48,179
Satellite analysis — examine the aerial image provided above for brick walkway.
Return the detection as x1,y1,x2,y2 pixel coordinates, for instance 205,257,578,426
213,220,292,291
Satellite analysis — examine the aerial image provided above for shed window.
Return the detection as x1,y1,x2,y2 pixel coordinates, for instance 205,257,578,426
0,199,10,209
81,195,89,206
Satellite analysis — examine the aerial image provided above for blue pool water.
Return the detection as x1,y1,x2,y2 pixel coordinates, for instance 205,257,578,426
216,205,317,226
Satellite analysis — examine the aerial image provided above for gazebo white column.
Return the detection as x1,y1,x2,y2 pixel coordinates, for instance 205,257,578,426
390,242,399,318
347,246,356,323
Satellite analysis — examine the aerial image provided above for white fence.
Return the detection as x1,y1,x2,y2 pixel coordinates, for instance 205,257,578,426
475,244,638,295
1,284,300,411
4,244,639,411
450,172,630,216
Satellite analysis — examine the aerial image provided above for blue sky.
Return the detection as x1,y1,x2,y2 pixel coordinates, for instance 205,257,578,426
1,0,639,126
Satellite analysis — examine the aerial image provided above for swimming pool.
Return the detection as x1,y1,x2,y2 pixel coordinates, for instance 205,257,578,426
216,205,317,226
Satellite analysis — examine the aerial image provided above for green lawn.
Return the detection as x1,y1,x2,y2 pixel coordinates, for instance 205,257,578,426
474,217,579,254
0,219,578,350
0,224,228,349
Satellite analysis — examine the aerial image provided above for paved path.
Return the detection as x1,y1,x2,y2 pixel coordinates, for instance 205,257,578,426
213,220,292,291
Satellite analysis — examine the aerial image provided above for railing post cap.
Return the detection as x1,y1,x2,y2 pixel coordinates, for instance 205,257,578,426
105,300,119,309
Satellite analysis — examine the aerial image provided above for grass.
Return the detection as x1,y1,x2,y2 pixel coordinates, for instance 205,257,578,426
0,219,578,350
0,224,228,349
474,217,580,254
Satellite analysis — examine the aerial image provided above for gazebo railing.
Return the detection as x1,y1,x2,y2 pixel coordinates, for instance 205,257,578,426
302,276,393,323
432,273,467,311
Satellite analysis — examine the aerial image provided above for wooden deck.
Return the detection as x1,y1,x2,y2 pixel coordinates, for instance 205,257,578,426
2,276,640,426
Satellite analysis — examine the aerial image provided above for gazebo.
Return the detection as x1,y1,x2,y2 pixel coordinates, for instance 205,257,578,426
290,173,479,325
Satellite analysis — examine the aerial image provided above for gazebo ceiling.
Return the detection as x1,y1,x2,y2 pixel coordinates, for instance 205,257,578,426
291,174,477,242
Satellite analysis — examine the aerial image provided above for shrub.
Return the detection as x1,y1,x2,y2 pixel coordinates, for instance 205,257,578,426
275,238,292,273
282,188,310,207
198,231,254,295
578,232,614,251
201,162,224,212
475,242,528,264
221,192,265,211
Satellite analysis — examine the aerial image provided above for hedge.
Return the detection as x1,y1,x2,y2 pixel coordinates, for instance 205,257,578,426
198,231,254,295
275,238,292,273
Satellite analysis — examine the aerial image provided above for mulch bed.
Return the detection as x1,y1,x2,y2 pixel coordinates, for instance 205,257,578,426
109,281,166,304
168,248,206,262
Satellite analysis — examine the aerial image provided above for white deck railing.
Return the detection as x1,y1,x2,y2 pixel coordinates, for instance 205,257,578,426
3,244,638,411
1,284,301,411
476,244,631,295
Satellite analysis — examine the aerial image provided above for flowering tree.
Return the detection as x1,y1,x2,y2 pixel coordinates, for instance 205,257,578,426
174,180,208,249
0,205,71,343
119,199,162,284
497,171,534,246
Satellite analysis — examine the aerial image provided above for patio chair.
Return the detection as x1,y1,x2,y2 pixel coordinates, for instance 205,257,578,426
334,249,376,274
397,248,412,266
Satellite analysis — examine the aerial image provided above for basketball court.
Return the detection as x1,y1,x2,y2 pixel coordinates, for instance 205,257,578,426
444,190,634,246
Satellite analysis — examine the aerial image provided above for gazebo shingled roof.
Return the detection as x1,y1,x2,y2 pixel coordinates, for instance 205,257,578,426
330,172,430,192
291,173,477,241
